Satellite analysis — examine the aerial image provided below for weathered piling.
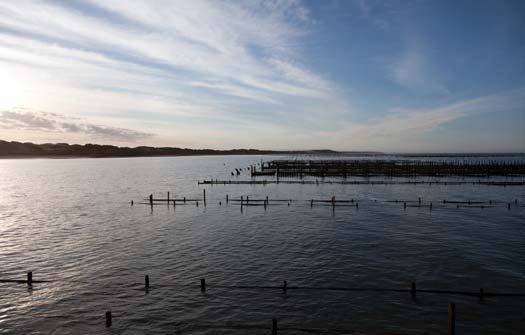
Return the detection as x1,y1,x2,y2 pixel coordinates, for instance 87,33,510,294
106,311,112,327
201,278,206,292
283,280,287,293
203,189,206,204
448,303,455,335
149,194,153,205
167,192,170,202
226,194,229,204
411,282,416,297
272,318,277,335
145,275,150,289
27,271,32,287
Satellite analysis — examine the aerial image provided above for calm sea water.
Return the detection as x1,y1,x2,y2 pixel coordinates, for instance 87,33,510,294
0,155,524,334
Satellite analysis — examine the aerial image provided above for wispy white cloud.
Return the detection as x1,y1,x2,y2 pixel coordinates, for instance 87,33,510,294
309,88,525,151
0,0,349,146
387,47,449,94
0,109,153,142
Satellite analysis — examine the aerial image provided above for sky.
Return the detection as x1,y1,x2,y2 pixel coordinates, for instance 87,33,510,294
0,0,524,152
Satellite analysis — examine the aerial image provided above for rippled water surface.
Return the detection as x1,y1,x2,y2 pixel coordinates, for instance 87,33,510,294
0,156,524,334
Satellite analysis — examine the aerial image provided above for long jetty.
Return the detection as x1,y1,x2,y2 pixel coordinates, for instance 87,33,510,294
249,159,525,177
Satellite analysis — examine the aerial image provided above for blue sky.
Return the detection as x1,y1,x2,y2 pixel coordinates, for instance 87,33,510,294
0,0,524,152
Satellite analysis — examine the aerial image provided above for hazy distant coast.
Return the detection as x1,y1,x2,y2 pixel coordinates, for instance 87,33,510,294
1,140,522,159
0,140,348,158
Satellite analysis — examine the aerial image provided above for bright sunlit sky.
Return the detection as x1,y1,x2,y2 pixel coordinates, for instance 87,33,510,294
1,0,524,152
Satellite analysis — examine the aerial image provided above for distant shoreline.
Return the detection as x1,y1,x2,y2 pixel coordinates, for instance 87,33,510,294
0,140,523,159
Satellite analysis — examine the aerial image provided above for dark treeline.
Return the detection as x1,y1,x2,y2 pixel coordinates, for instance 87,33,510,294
0,140,338,158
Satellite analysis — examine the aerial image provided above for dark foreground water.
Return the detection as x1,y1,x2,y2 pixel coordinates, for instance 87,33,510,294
0,156,524,334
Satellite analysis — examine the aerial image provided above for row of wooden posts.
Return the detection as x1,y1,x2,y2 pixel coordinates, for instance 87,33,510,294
14,272,518,298
255,159,525,178
200,179,525,186
135,191,520,211
6,272,505,334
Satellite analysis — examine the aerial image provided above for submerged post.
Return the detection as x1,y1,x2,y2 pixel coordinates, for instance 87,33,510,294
283,280,287,293
272,318,277,335
203,189,206,204
200,278,206,292
411,282,416,297
106,311,112,327
149,194,153,205
27,271,32,287
167,192,170,202
226,194,229,204
448,303,455,335
145,275,150,289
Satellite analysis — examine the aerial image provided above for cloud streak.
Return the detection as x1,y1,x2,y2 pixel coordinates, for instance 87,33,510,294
0,109,153,142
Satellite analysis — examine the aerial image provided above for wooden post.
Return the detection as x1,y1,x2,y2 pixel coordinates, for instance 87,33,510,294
430,202,433,211
246,196,249,204
27,271,32,287
418,197,421,206
145,275,150,289
131,200,134,206
106,311,112,327
311,199,313,208
149,194,153,205
196,201,199,207
266,196,269,204
272,318,277,335
226,194,229,204
184,196,186,204
203,189,206,204
356,202,359,209
200,278,206,292
448,303,455,335
167,192,170,202
283,280,287,293
411,282,416,297
479,288,484,301
404,202,407,210
508,203,511,210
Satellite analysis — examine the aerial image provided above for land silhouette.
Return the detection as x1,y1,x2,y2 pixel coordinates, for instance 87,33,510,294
0,140,346,158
